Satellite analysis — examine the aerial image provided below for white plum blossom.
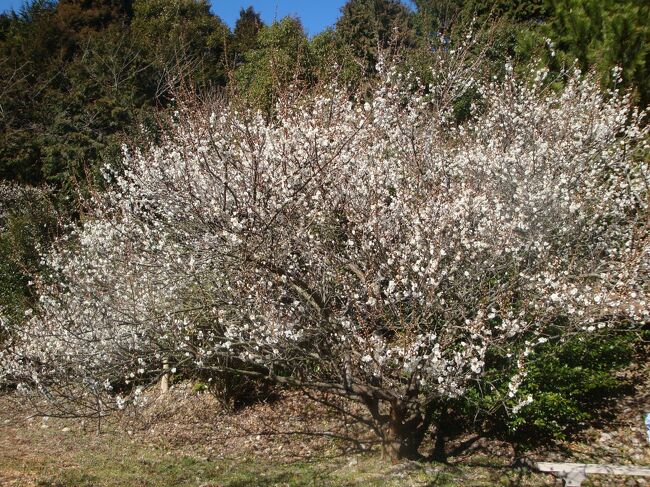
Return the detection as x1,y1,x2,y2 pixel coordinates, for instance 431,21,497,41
2,59,648,460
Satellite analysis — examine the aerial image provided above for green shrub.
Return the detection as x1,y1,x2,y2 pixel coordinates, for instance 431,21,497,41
0,184,59,346
465,331,639,447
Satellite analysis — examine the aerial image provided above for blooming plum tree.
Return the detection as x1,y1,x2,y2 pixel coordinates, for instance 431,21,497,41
2,62,648,460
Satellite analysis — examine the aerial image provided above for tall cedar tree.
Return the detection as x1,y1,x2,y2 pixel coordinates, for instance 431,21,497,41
232,6,263,65
336,0,416,73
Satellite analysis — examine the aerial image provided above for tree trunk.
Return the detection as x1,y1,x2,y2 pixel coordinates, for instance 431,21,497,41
381,405,430,463
383,428,426,462
431,412,450,462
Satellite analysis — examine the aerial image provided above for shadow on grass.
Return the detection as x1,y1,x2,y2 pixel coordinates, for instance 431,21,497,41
452,458,552,487
36,472,99,487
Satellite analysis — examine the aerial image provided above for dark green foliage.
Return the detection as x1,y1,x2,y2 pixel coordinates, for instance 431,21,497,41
336,0,416,73
460,0,548,23
0,0,232,192
54,0,132,39
231,6,264,65
412,0,462,41
234,17,314,112
0,185,59,332
310,28,366,89
466,331,639,447
0,1,61,184
544,0,649,106
130,0,231,91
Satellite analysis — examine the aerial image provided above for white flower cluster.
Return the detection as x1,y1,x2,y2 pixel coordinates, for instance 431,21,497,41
3,61,648,418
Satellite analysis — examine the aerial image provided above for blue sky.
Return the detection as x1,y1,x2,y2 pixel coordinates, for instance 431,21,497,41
0,1,415,37
213,1,350,37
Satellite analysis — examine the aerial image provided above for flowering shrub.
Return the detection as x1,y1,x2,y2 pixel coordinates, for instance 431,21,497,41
2,61,648,460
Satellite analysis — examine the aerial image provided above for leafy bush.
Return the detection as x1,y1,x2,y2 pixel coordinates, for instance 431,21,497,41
0,184,58,323
465,331,640,447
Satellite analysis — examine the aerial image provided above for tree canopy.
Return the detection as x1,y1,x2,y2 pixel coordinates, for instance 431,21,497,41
1,0,649,461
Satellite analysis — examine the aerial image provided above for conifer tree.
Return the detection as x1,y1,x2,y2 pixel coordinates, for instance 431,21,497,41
232,6,263,65
336,0,416,73
234,17,313,112
547,0,649,106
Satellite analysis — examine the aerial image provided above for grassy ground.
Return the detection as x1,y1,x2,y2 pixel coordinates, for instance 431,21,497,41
3,382,648,487
0,412,554,487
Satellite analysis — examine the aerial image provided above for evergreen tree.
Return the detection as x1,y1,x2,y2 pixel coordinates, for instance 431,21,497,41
234,17,313,113
459,0,548,23
412,0,462,41
336,0,416,73
0,0,233,190
546,0,649,106
310,28,365,88
0,1,64,184
54,0,133,36
232,6,263,65
131,0,232,92
37,27,152,191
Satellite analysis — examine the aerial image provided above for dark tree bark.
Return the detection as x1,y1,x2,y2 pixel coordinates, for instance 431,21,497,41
432,419,448,462
370,399,435,462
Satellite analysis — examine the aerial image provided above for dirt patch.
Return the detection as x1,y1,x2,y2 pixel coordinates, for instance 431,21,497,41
119,384,376,460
